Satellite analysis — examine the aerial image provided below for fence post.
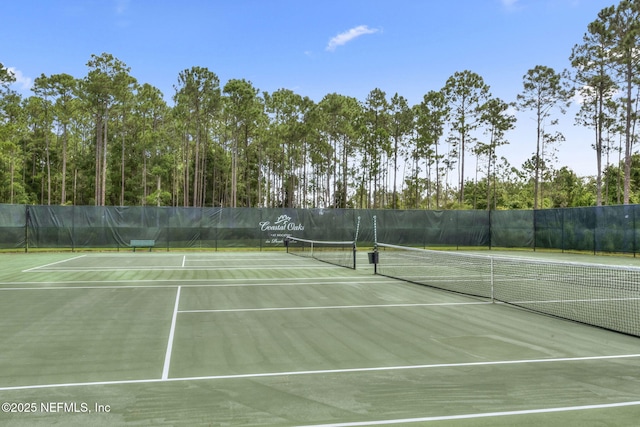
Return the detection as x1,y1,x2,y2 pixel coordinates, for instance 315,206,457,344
488,208,492,250
533,208,537,252
24,205,30,253
71,205,75,252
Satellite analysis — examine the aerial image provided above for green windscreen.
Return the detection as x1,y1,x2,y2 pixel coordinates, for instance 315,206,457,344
0,204,639,255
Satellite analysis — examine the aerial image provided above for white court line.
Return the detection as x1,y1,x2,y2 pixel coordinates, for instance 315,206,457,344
0,276,384,286
0,279,398,291
1,353,639,392
21,255,87,272
161,286,181,380
181,255,186,268
23,265,338,272
295,401,640,427
179,301,490,314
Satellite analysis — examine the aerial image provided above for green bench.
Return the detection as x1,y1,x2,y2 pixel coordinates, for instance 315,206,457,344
130,239,155,252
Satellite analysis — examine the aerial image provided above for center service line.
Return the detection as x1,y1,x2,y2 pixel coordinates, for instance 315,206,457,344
162,286,182,380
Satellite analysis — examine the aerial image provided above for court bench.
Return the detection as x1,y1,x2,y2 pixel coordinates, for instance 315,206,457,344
130,239,155,252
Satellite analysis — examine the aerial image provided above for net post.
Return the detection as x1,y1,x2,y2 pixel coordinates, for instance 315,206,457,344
373,215,378,274
373,215,377,247
353,241,357,270
374,244,378,274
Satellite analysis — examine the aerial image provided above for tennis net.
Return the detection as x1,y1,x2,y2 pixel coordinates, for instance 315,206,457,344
375,243,640,337
285,237,356,269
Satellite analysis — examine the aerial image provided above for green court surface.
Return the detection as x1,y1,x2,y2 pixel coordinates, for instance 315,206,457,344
0,251,638,426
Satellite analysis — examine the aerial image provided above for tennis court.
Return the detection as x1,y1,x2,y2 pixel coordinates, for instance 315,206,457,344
0,249,639,426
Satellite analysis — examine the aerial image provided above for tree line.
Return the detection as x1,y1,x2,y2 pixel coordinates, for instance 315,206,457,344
3,1,640,210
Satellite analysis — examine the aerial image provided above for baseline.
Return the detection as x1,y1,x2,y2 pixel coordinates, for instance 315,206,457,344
0,276,398,290
22,265,341,273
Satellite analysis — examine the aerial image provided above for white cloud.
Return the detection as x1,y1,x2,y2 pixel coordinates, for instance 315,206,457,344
501,0,519,7
326,25,379,52
7,67,32,90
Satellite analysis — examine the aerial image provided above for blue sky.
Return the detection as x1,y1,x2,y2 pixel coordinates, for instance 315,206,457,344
2,0,618,177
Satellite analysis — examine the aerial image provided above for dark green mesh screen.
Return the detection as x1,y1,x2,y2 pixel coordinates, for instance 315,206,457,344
0,205,27,249
533,206,639,254
0,204,637,254
490,209,534,248
594,205,636,253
